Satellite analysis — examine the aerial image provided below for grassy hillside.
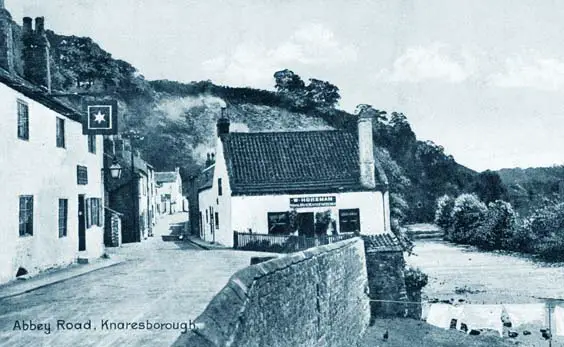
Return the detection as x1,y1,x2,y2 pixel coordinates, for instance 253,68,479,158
28,29,481,223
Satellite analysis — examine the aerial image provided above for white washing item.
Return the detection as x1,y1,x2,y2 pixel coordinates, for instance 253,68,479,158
458,305,503,337
554,305,564,337
503,303,546,328
426,304,463,329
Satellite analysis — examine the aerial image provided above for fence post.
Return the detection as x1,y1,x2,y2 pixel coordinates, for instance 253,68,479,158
233,231,238,249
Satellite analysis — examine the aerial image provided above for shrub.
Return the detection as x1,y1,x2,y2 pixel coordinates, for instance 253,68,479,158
535,234,564,262
404,266,428,292
450,194,487,243
391,219,414,255
471,200,516,250
434,195,454,238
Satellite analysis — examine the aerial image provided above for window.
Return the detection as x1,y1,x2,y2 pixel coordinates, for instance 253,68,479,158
18,195,33,237
205,209,208,223
218,178,223,196
17,100,29,140
56,117,65,148
86,198,103,228
77,165,88,185
58,199,68,238
267,212,290,235
215,212,219,229
339,209,360,234
87,135,96,154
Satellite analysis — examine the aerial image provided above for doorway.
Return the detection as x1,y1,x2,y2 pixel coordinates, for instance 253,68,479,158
297,212,314,237
78,195,86,251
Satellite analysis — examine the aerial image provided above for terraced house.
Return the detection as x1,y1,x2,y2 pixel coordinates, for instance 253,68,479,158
0,6,105,284
197,107,391,247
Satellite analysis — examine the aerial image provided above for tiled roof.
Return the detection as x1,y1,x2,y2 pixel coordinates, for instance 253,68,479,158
221,130,384,195
363,233,404,252
155,172,178,183
0,68,83,122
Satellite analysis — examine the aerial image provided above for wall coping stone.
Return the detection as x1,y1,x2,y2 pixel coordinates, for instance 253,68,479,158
172,237,365,347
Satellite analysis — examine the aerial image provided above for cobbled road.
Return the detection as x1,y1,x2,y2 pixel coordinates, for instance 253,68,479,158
0,214,266,347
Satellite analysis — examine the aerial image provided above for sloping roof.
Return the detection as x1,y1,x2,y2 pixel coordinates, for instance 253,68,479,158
221,130,385,195
363,234,404,252
0,68,83,123
155,171,178,183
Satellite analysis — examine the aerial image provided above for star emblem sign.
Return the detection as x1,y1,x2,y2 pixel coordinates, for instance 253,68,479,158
93,111,106,123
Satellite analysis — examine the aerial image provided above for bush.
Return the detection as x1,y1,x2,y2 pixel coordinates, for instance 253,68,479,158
391,219,414,255
471,200,516,250
404,266,428,292
450,194,487,243
434,195,454,237
535,235,564,262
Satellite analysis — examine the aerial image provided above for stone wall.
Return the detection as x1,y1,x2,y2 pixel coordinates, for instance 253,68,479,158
172,238,370,347
362,237,409,320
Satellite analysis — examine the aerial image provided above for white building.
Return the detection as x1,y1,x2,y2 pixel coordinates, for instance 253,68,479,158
197,108,391,247
0,11,105,283
155,167,185,215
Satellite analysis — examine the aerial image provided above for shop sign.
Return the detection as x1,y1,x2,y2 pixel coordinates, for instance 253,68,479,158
289,196,336,208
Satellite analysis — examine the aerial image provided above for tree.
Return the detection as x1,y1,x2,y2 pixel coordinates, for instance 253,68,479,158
273,69,305,93
434,195,454,235
450,194,487,243
305,78,340,109
472,200,516,250
473,170,508,204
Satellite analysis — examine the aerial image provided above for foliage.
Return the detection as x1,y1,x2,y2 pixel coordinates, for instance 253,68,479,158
473,170,508,204
435,191,564,262
434,195,454,234
450,194,487,243
314,210,333,235
404,266,429,291
471,200,516,250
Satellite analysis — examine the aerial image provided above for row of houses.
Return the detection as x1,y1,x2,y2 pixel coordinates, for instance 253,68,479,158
0,5,186,284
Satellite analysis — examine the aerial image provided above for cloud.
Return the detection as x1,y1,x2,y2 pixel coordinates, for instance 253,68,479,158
490,55,564,92
202,23,358,88
377,43,473,83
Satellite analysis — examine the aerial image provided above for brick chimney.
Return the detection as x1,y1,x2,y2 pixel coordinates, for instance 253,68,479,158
22,16,51,92
358,108,376,189
216,106,230,137
0,1,14,73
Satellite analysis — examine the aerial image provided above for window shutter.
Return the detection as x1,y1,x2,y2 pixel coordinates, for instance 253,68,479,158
98,199,104,227
86,198,91,228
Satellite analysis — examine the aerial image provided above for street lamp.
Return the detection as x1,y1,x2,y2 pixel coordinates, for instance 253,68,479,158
108,157,122,179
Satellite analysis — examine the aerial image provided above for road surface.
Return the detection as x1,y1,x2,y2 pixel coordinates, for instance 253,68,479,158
0,214,267,347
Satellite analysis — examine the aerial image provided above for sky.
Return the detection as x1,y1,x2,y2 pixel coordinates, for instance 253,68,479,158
6,0,564,172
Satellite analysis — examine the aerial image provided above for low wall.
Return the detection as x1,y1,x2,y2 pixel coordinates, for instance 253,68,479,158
362,235,409,319
172,238,370,347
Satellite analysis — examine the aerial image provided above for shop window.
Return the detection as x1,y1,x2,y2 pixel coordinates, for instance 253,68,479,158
267,212,289,235
339,209,360,234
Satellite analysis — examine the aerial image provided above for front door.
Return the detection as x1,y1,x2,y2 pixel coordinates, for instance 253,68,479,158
78,195,86,251
297,212,314,237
